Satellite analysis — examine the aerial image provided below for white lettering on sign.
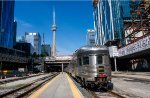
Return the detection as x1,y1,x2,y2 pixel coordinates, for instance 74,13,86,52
18,68,25,72
109,46,119,58
118,35,150,57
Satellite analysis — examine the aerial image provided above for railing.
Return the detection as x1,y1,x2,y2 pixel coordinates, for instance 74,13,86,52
0,46,26,57
0,53,28,63
0,46,28,63
45,55,73,61
33,58,44,64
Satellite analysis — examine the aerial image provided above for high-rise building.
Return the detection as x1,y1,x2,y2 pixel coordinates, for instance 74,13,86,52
25,32,41,54
41,44,51,56
14,42,34,56
16,36,26,43
87,29,95,45
93,0,127,46
13,20,17,47
118,0,150,71
0,1,15,48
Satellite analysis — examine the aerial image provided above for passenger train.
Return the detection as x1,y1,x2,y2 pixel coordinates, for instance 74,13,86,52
67,45,113,89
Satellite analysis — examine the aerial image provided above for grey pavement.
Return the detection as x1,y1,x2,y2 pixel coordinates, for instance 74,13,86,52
112,71,150,81
37,73,74,98
112,77,150,98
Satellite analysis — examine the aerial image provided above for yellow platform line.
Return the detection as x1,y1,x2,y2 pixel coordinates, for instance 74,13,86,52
29,74,59,98
66,74,83,98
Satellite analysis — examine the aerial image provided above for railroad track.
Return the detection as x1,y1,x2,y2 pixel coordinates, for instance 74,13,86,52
68,73,124,98
89,89,125,98
0,72,59,98
69,74,124,98
0,73,45,85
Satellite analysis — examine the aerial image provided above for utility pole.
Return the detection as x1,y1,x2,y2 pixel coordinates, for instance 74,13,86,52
109,46,118,72
114,57,117,72
62,63,63,74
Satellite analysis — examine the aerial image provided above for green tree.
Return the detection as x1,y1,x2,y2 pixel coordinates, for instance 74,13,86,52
32,52,37,58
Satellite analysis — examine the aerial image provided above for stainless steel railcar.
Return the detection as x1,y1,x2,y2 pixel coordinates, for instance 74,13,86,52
68,45,113,89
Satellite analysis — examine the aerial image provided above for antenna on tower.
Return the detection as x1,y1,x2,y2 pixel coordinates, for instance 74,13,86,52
53,6,56,25
43,33,46,55
43,33,45,45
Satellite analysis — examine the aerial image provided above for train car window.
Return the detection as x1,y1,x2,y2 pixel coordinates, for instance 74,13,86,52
103,55,110,65
78,58,82,66
83,56,89,65
97,55,102,64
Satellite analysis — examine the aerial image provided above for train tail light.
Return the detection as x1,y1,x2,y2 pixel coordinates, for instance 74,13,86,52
99,73,105,77
98,66,105,77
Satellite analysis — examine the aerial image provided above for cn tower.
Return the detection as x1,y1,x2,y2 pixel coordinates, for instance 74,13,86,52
51,8,57,58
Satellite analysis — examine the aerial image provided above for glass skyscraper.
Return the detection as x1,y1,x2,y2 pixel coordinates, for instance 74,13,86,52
87,29,95,45
13,20,17,47
41,44,51,56
93,0,130,46
25,32,41,55
0,1,15,48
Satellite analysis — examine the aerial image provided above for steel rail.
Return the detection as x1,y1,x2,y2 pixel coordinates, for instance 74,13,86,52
0,72,59,98
88,89,125,98
108,91,125,98
0,73,45,85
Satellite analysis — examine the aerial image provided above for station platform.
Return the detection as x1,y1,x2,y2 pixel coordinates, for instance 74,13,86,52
29,73,84,98
112,71,150,81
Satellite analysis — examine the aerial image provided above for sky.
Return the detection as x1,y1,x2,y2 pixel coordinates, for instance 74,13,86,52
14,0,94,55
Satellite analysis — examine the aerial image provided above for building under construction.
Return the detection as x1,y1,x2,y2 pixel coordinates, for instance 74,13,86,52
92,0,150,71
118,0,150,71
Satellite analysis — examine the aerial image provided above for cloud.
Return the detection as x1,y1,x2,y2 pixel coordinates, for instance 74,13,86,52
22,22,33,27
15,17,33,28
56,46,73,55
